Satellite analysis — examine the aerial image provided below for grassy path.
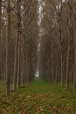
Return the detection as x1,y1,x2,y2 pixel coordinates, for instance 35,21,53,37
0,78,76,114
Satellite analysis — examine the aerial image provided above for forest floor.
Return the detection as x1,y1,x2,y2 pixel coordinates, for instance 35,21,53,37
0,78,76,114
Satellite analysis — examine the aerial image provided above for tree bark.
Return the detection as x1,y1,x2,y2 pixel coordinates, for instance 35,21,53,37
0,0,2,80
60,29,64,87
66,43,70,89
0,0,2,38
60,38,64,87
13,35,19,91
74,52,76,91
74,29,76,91
17,34,21,89
6,0,11,96
13,0,21,91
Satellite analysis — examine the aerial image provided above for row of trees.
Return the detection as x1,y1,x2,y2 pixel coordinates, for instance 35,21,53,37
0,0,38,96
39,0,76,91
1,0,76,96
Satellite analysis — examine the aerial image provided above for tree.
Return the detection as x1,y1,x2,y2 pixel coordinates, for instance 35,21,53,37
6,0,11,96
13,0,21,91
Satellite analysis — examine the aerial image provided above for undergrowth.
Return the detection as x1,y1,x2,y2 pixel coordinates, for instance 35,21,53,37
0,78,76,114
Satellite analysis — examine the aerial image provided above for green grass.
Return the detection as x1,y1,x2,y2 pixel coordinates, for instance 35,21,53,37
0,78,76,114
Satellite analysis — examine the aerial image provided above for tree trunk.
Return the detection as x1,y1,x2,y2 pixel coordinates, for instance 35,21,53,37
56,60,58,83
74,52,76,91
6,0,11,96
66,44,70,89
0,0,2,38
60,42,64,87
74,29,76,91
13,36,19,91
59,21,64,87
0,0,2,80
17,34,21,89
13,0,21,91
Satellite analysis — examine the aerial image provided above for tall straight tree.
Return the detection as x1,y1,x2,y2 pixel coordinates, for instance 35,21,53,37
0,0,2,39
0,0,2,80
6,0,11,96
13,0,21,91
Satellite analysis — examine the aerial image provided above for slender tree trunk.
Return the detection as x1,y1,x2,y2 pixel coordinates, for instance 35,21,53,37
25,43,30,85
58,0,64,88
51,42,54,82
13,36,19,91
60,29,64,87
60,44,64,87
66,42,70,89
74,29,76,91
17,34,21,89
13,0,21,91
0,0,2,80
6,0,11,96
56,60,58,83
22,38,26,86
0,0,2,38
74,51,76,91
